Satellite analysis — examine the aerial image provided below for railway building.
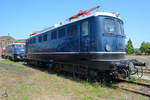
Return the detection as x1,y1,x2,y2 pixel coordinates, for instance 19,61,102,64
0,36,16,56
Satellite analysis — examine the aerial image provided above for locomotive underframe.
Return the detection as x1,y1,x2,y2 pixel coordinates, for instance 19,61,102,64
25,52,148,81
26,52,125,70
13,54,25,61
5,54,25,61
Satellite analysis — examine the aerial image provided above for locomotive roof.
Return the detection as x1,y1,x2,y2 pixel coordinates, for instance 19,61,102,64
30,12,121,37
7,43,25,46
13,43,25,45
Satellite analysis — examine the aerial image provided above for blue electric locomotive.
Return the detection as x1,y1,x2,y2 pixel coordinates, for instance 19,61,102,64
26,7,148,80
5,43,25,61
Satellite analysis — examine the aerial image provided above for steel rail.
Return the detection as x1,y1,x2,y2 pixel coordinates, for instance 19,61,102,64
116,79,150,97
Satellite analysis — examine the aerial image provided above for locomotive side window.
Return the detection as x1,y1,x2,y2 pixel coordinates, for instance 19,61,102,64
104,19,115,34
67,25,77,35
30,39,32,44
27,40,29,45
51,31,57,40
39,36,42,42
58,29,65,38
33,37,36,43
82,21,88,36
43,34,47,41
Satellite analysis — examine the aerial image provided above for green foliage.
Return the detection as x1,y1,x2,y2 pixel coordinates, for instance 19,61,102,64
126,39,134,54
140,42,150,54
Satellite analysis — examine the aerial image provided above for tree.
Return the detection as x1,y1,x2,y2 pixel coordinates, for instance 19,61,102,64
126,39,134,54
140,42,150,54
140,42,146,53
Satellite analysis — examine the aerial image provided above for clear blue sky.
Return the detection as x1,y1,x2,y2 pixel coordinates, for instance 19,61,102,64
0,0,149,48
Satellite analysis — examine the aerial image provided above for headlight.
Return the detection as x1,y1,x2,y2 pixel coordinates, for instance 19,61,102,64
17,56,20,58
105,44,111,52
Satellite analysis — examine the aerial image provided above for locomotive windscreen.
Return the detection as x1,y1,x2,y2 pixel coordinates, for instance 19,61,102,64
104,18,124,35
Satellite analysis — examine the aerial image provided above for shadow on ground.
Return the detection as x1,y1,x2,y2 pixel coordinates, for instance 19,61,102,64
22,63,119,89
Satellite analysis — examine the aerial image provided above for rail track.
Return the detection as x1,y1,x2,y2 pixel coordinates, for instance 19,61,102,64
115,79,150,97
143,71,150,74
137,70,150,75
144,69,150,72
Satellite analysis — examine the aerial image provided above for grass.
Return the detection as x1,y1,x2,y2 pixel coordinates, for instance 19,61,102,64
1,59,27,68
0,59,150,100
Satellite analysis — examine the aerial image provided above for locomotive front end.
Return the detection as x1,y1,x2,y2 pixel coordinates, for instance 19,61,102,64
92,12,149,80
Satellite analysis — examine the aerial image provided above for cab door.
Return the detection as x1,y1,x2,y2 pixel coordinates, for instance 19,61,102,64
80,21,90,52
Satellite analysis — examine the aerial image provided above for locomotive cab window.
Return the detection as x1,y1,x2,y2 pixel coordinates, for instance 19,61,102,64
116,20,124,35
15,44,20,48
82,21,88,36
21,44,24,48
104,19,115,34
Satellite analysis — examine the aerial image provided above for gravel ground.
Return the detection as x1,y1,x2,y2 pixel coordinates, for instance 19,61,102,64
142,75,150,80
0,63,20,71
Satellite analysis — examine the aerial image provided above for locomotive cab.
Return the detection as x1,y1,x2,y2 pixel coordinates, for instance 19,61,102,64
102,16,125,52
93,12,126,61
13,43,25,60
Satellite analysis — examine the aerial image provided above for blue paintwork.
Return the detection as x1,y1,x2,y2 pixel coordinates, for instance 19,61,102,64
5,43,25,59
98,16,126,52
26,15,125,54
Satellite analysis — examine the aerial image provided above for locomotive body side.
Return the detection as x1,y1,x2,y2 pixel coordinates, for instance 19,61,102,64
26,12,126,71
